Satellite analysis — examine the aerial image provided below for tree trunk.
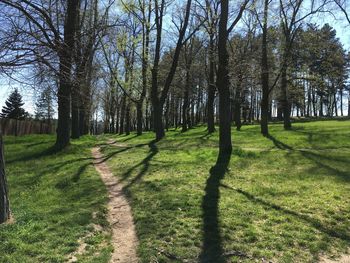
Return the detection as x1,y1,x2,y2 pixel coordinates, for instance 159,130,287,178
260,0,269,136
207,37,216,133
340,89,343,116
71,85,80,139
334,92,338,117
320,94,324,117
217,0,232,155
55,0,79,148
119,95,126,135
125,102,131,136
150,0,191,140
136,102,143,136
280,66,291,129
182,73,190,132
233,89,242,131
348,93,350,117
153,100,165,140
0,134,10,224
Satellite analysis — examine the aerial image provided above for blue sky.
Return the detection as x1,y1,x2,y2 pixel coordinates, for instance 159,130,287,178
0,9,349,114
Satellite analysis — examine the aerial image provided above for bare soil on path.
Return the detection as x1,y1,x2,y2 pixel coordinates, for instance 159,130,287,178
92,145,139,263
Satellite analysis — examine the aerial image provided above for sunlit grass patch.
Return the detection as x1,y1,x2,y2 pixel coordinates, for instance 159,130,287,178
102,120,350,262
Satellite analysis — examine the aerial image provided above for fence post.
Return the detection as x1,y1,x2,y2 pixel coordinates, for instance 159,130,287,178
0,132,10,224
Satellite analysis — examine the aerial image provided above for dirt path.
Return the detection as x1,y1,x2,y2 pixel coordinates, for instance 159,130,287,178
320,254,350,263
92,146,139,263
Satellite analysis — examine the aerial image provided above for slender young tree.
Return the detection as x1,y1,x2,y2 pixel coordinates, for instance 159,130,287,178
35,87,55,124
150,0,193,140
0,133,10,224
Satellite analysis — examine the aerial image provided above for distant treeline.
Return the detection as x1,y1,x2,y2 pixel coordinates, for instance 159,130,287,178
0,119,56,136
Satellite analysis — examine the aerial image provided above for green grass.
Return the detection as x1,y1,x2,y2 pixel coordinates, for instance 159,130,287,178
101,120,350,263
0,135,112,263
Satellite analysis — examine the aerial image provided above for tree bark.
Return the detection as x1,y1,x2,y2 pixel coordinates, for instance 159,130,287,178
119,95,126,135
217,0,232,155
182,64,191,132
150,0,192,140
207,39,216,133
125,102,131,136
280,65,291,129
233,88,242,131
260,0,269,136
0,134,10,224
55,0,79,148
71,84,80,139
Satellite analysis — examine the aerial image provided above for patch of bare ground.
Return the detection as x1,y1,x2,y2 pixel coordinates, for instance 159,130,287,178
101,139,128,148
67,219,106,263
91,146,139,263
320,254,350,263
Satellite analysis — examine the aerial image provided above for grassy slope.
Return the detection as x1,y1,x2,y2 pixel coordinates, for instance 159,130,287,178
101,120,350,263
0,135,112,263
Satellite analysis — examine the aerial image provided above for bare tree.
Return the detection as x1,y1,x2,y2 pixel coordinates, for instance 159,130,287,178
216,0,249,155
0,133,10,224
151,0,193,140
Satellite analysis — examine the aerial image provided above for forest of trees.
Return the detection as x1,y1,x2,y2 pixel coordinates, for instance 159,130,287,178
0,0,349,155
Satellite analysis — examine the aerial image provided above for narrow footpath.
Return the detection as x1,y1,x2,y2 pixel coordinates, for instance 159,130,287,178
92,146,139,263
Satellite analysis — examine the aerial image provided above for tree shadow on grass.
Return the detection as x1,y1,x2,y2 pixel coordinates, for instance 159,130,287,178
266,134,293,150
199,151,231,263
267,134,350,182
221,184,350,243
98,143,149,164
122,140,158,190
6,145,60,165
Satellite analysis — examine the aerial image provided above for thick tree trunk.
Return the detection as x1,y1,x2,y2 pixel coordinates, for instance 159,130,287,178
217,0,232,155
55,0,79,148
119,95,126,135
136,102,143,135
71,85,80,139
207,38,216,133
153,101,165,140
0,134,10,224
260,0,269,136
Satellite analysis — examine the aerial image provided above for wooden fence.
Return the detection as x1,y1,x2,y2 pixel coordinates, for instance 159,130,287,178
0,119,56,136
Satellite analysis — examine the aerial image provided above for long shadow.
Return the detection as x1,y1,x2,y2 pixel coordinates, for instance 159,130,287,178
267,134,293,150
221,184,350,242
121,134,138,142
299,150,350,182
6,145,60,164
199,151,231,263
267,134,349,182
98,143,148,164
123,140,158,189
26,141,48,147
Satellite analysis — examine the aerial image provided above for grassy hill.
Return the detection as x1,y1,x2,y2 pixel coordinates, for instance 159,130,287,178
1,120,349,262
0,135,111,263
101,120,350,262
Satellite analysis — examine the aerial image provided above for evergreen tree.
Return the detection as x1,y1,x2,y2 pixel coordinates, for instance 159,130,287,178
0,89,27,120
35,87,55,124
